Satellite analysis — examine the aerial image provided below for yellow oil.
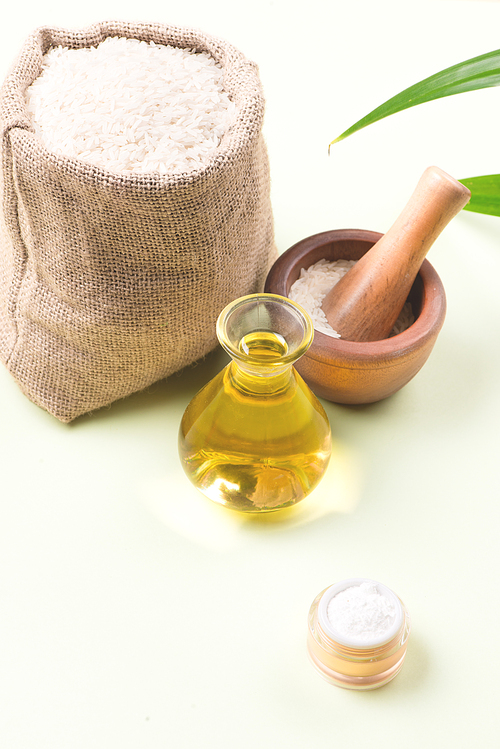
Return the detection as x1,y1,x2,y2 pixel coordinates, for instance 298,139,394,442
239,330,288,358
179,330,331,512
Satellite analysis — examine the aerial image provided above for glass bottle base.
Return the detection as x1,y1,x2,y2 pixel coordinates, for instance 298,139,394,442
181,450,330,513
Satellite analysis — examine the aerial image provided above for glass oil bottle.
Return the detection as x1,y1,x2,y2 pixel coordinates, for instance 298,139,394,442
178,293,332,513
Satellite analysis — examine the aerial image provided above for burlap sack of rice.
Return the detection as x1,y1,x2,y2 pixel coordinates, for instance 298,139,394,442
0,21,276,422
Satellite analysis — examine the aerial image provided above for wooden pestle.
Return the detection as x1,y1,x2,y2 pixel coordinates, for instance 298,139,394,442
321,166,471,342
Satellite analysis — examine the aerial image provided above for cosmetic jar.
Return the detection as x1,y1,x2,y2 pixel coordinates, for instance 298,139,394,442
307,578,411,690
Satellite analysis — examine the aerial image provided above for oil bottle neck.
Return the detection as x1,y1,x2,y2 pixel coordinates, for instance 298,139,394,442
228,359,295,394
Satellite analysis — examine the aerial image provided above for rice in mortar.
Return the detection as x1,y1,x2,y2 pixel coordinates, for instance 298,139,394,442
289,258,414,338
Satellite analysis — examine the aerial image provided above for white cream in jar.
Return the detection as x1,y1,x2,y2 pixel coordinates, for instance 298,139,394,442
307,578,411,690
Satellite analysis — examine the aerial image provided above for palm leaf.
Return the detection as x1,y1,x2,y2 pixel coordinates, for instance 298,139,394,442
459,175,500,217
330,48,500,147
329,49,500,216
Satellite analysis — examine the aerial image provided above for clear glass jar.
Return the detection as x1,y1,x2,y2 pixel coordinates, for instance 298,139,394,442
307,578,411,690
178,293,332,513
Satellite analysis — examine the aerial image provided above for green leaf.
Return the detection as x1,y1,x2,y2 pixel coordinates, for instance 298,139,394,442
459,175,500,217
330,48,500,147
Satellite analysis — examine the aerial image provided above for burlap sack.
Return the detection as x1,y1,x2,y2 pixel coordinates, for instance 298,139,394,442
0,21,275,422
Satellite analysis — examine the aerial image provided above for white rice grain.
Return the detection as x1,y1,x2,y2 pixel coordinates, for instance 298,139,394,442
289,258,415,338
25,37,237,175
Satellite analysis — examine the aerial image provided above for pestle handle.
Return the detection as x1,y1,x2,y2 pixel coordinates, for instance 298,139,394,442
321,166,471,342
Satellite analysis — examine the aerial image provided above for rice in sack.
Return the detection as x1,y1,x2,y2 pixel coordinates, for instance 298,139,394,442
0,22,275,421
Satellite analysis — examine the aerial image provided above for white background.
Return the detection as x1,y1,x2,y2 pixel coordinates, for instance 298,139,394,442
1,1,500,747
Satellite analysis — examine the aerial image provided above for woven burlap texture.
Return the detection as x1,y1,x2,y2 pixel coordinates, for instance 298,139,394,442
0,21,276,422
